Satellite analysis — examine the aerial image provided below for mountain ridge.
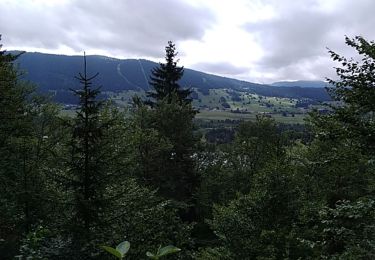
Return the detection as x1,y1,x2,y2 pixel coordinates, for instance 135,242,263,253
12,51,331,103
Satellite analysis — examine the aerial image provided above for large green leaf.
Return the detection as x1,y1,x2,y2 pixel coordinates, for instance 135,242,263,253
100,246,122,259
116,241,130,256
146,251,157,259
158,245,181,257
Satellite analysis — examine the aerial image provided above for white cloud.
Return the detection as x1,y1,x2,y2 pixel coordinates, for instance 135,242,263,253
243,0,375,82
1,0,375,83
0,0,215,57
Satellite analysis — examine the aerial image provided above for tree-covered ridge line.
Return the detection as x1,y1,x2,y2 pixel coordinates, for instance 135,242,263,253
0,36,374,259
13,51,330,104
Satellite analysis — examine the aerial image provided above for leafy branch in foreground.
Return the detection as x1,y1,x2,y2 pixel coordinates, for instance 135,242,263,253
101,241,181,259
100,241,130,259
146,245,181,259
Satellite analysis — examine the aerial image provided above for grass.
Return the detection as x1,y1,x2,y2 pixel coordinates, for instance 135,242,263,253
196,110,256,120
196,110,306,124
193,89,300,113
64,89,310,124
60,109,77,117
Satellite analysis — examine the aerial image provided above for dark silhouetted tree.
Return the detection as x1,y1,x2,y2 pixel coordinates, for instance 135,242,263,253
59,54,111,258
0,36,58,259
147,41,191,104
134,42,198,218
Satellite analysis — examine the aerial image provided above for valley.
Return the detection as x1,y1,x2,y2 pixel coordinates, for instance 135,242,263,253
14,52,330,123
105,88,324,123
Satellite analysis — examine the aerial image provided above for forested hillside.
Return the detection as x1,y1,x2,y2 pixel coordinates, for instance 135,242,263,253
1,36,374,260
15,52,330,104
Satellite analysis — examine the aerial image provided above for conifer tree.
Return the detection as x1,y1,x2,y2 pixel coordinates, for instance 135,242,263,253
147,41,191,104
153,95,198,203
60,54,112,258
0,36,56,258
0,36,30,258
140,42,198,217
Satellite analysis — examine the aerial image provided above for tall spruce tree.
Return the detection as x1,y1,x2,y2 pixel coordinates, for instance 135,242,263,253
140,42,198,210
153,96,197,203
0,36,57,259
147,41,191,104
60,54,112,258
0,36,31,259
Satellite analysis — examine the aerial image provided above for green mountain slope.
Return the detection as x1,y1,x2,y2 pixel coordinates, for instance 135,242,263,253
14,52,330,103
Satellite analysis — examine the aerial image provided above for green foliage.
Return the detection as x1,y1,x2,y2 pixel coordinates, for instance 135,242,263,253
140,41,198,206
233,115,285,173
57,55,111,257
148,41,191,104
298,136,372,207
324,36,375,155
95,178,192,259
194,247,232,260
129,101,174,190
116,242,131,257
210,159,304,259
299,198,375,259
2,35,375,260
34,175,192,259
296,36,375,258
37,55,193,259
0,36,61,259
146,245,181,259
196,115,285,214
101,241,130,259
319,198,375,259
101,241,181,260
134,75,198,212
152,94,198,202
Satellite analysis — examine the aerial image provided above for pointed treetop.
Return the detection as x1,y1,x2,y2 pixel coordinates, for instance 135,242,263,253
147,41,191,105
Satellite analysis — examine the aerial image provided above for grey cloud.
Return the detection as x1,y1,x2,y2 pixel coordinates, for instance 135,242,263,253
0,0,215,57
264,57,336,82
247,10,334,68
245,0,375,81
192,62,249,76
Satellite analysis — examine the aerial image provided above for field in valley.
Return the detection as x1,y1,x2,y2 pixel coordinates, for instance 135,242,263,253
103,88,312,124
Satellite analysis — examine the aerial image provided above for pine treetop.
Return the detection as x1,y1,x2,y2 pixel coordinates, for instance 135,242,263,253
147,41,191,104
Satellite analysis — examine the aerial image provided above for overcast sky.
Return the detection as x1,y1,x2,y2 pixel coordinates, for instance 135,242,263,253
1,0,375,83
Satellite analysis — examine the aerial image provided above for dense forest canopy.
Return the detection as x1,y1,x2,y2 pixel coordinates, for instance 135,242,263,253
0,35,374,259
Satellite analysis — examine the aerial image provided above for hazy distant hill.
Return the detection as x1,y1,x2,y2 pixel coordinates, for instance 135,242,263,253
14,52,330,103
271,80,329,88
